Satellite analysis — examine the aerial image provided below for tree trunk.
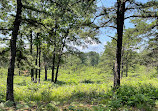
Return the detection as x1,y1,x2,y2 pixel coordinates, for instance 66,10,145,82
54,35,67,83
121,61,124,78
45,64,47,81
6,0,22,103
51,20,58,82
113,61,115,84
30,31,34,81
121,47,124,78
38,42,41,83
35,33,39,83
114,61,117,86
126,52,129,77
51,29,57,82
54,55,62,83
43,54,47,81
31,69,34,81
126,60,128,77
52,48,55,82
19,71,20,76
114,0,125,88
35,45,38,83
18,63,20,76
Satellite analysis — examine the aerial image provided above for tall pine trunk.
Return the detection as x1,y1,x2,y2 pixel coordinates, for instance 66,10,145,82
121,60,124,78
35,33,39,83
35,45,38,83
126,60,128,77
44,55,47,80
121,47,124,78
51,48,55,82
114,0,125,88
6,0,22,102
45,64,47,81
51,31,57,82
126,51,129,77
38,42,41,83
30,31,34,81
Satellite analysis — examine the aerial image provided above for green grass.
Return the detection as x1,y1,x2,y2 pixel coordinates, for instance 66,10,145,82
0,66,158,110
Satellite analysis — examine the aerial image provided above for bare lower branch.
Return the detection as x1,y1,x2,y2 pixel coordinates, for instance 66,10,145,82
0,38,11,41
108,26,117,29
107,35,117,41
0,28,12,31
125,14,158,19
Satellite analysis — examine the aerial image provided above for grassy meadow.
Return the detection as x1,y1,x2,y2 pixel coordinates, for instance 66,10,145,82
0,66,158,111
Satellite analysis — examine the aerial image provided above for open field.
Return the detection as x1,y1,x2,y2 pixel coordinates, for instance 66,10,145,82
0,66,158,110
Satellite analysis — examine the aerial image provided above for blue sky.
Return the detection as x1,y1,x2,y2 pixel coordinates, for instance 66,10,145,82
82,0,149,54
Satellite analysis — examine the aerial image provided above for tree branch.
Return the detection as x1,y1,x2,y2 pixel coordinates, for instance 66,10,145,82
107,35,117,41
108,26,117,29
125,14,158,19
21,18,48,29
22,5,51,16
0,48,10,55
0,38,11,41
0,28,12,31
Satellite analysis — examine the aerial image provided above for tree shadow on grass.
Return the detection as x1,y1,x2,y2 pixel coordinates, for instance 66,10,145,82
80,79,94,84
55,80,67,85
59,91,106,106
45,79,67,86
16,80,27,86
80,79,102,84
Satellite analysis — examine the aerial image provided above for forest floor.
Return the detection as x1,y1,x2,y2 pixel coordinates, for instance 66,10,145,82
0,65,158,111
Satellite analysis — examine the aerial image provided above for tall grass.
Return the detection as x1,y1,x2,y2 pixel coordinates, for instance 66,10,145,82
0,66,158,110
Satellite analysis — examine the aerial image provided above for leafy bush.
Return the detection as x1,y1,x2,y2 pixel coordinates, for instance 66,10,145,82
104,84,157,110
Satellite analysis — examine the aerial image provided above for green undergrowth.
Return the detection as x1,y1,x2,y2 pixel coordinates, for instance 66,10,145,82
0,66,158,110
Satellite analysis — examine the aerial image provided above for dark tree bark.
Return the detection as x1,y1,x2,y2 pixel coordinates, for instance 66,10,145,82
35,33,39,83
38,42,41,83
125,51,129,77
17,34,22,76
6,0,22,102
17,61,20,76
54,54,61,83
51,20,58,82
30,31,34,81
113,60,116,84
114,0,125,88
45,64,47,81
19,71,20,76
54,35,67,83
51,26,57,82
121,47,124,78
51,47,56,82
44,55,47,81
121,60,124,78
35,45,38,83
126,60,128,77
